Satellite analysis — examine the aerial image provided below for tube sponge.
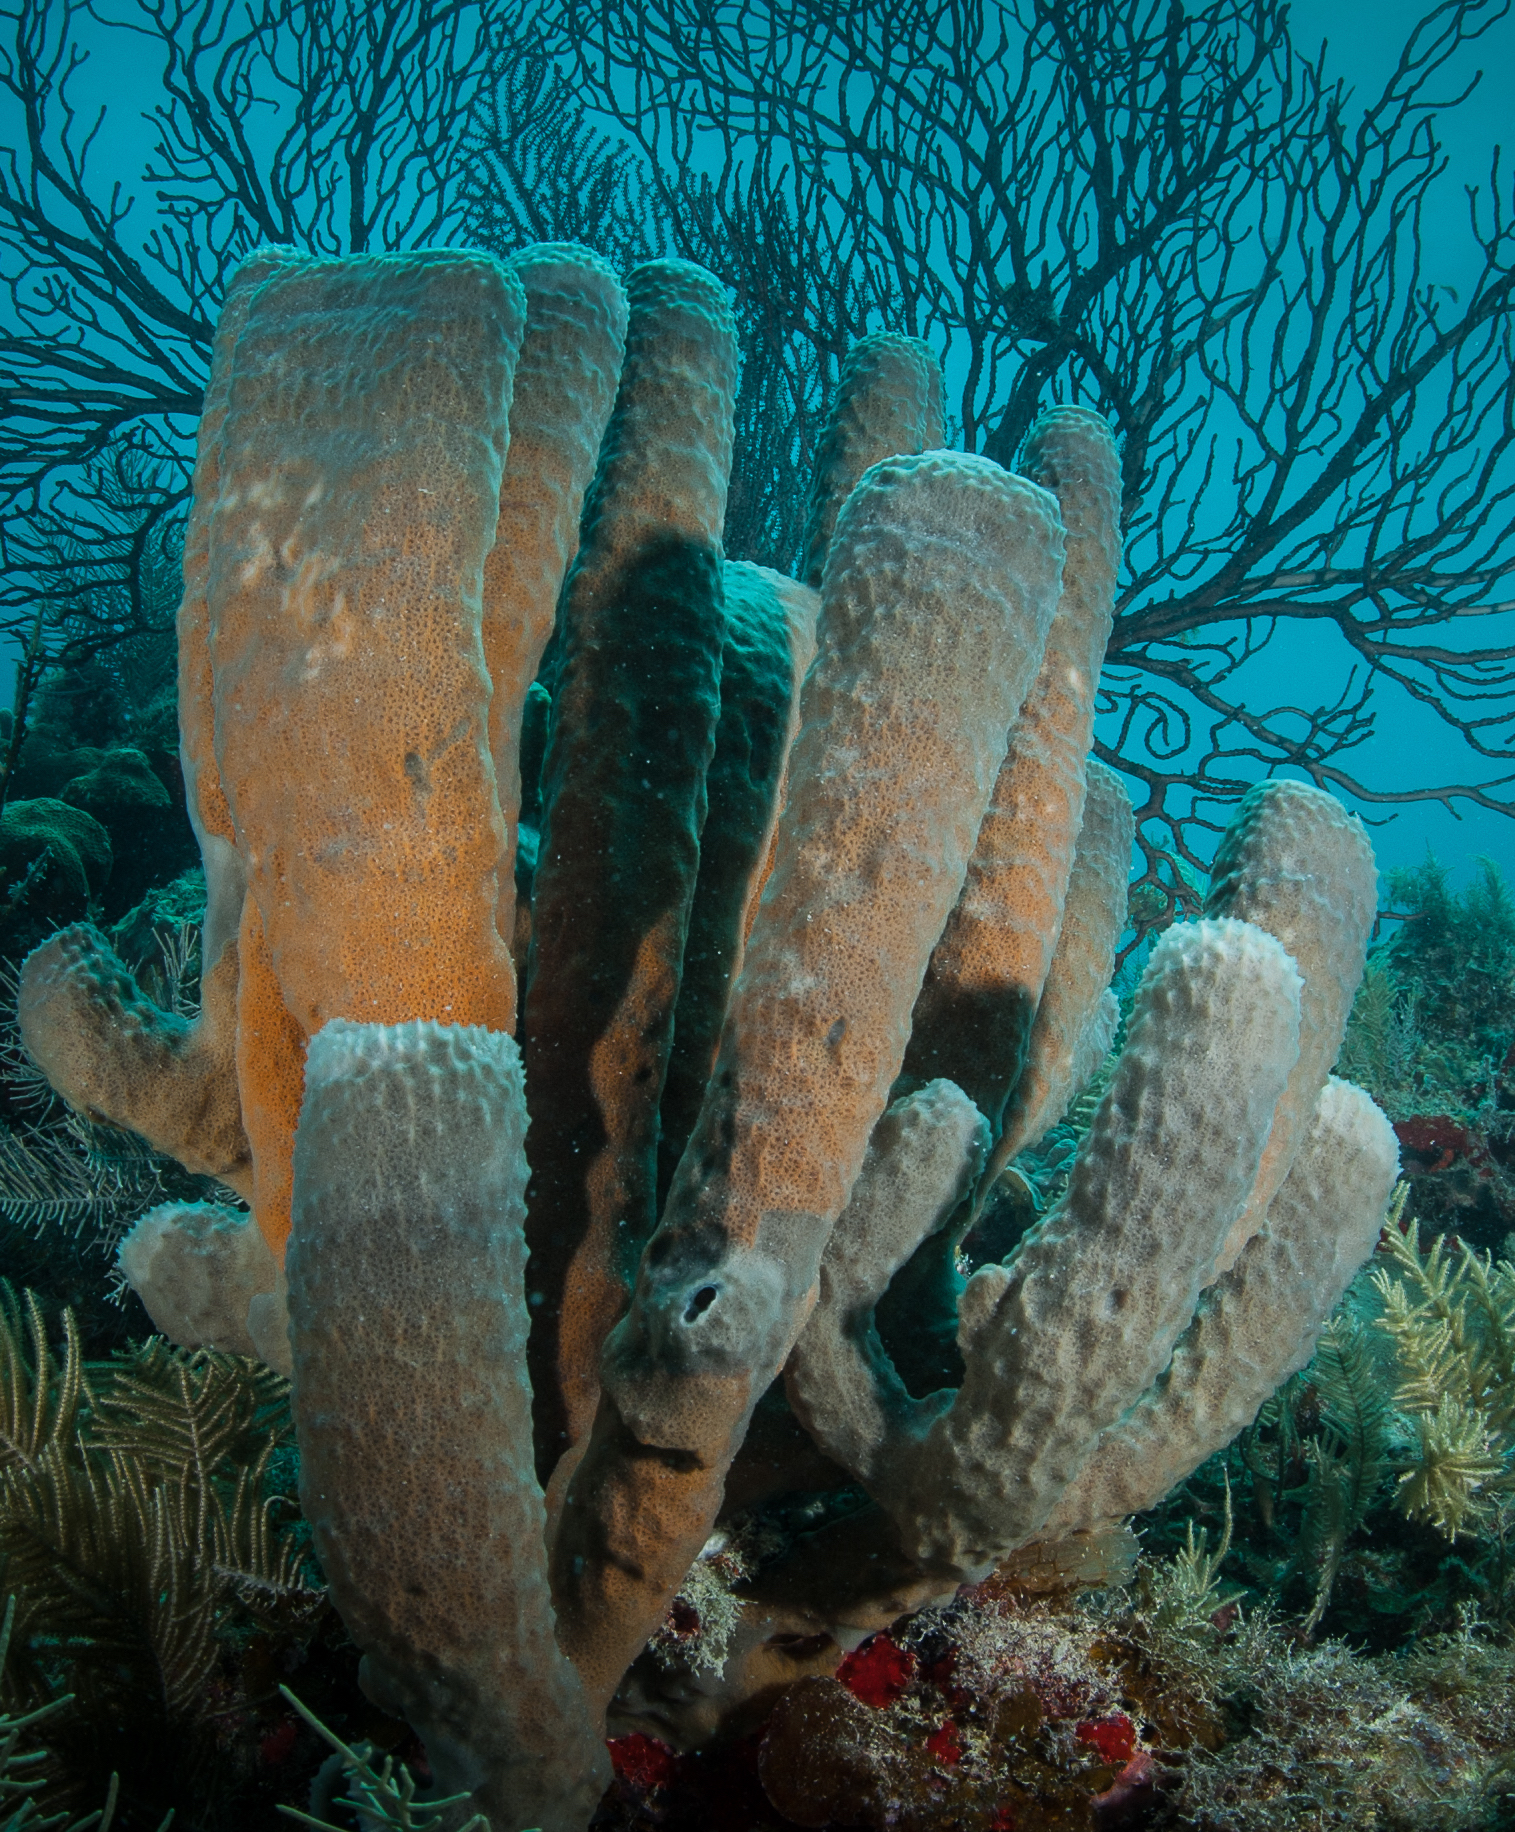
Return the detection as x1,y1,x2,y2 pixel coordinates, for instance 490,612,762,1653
658,560,821,1202
15,260,304,1227
485,244,627,933
554,451,1064,1708
522,259,738,1473
784,1080,989,1484
117,1200,276,1359
799,333,945,588
285,1019,608,1832
1204,779,1378,1273
902,408,1121,1131
1043,1075,1399,1528
207,251,526,1038
234,895,308,1258
18,924,251,1194
788,917,1305,1573
178,246,307,967
607,452,1065,1453
989,757,1133,1177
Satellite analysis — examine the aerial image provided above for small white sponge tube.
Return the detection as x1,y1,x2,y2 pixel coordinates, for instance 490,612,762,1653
118,1200,275,1360
285,1019,608,1832
1044,1076,1399,1529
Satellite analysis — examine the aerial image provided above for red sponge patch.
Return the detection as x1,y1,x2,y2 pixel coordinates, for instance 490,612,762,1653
837,1634,916,1708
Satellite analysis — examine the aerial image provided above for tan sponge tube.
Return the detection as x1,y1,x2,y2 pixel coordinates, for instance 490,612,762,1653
903,406,1121,1133
1044,1074,1400,1530
988,755,1134,1182
553,449,1065,1708
1204,778,1377,1273
13,251,318,1200
485,244,627,933
13,255,1409,1830
798,332,944,588
208,251,526,1041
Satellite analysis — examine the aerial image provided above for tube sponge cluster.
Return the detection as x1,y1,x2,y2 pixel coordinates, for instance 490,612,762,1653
21,244,626,1264
15,245,1399,1831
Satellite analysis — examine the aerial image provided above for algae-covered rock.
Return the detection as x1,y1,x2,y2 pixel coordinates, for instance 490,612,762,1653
0,796,112,903
60,746,196,914
11,739,108,801
61,745,173,818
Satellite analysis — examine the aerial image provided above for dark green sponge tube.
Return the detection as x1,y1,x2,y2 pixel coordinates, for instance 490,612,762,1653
522,259,738,1479
656,559,819,1207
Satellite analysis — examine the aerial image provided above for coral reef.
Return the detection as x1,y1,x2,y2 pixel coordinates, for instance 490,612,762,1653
7,249,1406,1829
589,1484,1515,1832
1339,854,1515,1253
0,637,199,953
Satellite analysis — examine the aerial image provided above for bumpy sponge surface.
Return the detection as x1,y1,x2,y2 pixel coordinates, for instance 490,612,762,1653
286,1019,607,1832
903,407,1121,1129
554,449,1064,1711
18,924,250,1192
799,333,945,588
1204,780,1377,1272
790,918,1305,1574
208,251,525,1037
991,757,1133,1175
1044,1075,1398,1528
486,243,627,929
522,259,737,1468
177,246,307,963
911,919,1301,1567
118,1201,276,1359
606,451,1066,1460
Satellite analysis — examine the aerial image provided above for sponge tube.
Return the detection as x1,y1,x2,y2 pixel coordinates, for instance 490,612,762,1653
1204,780,1377,1273
553,450,1064,1710
799,333,945,588
1042,1075,1399,1529
486,245,627,937
988,756,1133,1178
788,918,1305,1573
286,1020,608,1832
521,260,738,1475
18,924,251,1195
902,408,1122,1131
657,560,821,1204
208,251,525,1037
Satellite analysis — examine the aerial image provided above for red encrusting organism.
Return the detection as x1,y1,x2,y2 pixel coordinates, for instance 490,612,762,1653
925,1720,965,1766
608,1732,681,1792
1076,1713,1138,1764
838,1633,918,1707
